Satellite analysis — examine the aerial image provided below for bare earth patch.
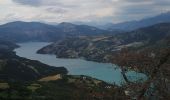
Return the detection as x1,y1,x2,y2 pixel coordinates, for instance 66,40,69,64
0,83,9,89
38,74,62,82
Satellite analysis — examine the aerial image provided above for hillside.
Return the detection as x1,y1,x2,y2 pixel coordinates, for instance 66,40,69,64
0,75,127,100
115,23,170,44
0,40,67,82
0,39,19,50
37,23,170,62
57,22,107,35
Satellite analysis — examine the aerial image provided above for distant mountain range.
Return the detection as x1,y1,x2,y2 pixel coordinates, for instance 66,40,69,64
105,12,170,31
0,21,108,42
0,12,170,42
48,12,170,32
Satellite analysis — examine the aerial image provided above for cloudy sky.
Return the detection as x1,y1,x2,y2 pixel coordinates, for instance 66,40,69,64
0,0,170,24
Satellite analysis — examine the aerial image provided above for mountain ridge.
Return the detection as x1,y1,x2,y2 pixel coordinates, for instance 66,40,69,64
0,21,108,42
106,12,170,31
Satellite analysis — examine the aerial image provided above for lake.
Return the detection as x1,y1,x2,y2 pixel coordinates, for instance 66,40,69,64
14,42,147,85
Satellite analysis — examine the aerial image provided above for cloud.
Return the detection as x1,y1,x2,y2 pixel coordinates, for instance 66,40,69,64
12,0,78,8
154,0,170,6
12,0,42,6
0,0,169,24
45,7,68,14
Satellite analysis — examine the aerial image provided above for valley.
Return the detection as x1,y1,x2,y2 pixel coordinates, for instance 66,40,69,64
0,38,127,100
0,10,169,99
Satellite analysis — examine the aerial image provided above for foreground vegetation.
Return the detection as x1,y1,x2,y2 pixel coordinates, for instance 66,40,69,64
0,75,128,100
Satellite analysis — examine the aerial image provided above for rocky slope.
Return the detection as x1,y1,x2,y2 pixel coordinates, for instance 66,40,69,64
37,36,116,62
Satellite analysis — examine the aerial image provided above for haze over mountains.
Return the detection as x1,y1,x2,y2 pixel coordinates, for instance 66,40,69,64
47,12,170,31
100,12,170,31
0,12,170,42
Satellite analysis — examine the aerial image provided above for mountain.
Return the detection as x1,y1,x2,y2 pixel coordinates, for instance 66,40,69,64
72,21,111,29
116,23,170,44
0,39,19,50
107,12,170,31
37,23,170,62
72,21,127,33
0,21,59,42
56,22,108,35
0,21,108,42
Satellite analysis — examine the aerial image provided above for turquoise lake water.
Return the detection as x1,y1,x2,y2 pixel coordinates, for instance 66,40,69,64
14,42,147,85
